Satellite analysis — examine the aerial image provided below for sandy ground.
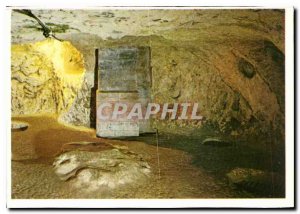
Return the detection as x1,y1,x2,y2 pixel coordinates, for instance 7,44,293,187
11,115,241,199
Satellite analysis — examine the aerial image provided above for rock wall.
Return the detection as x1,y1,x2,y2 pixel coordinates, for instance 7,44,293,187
11,9,285,142
11,39,85,116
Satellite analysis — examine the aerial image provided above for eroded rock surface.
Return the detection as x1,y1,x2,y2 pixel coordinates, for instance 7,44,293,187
53,143,151,190
58,72,94,127
11,9,285,143
11,39,85,116
226,168,284,197
59,33,285,143
11,120,29,131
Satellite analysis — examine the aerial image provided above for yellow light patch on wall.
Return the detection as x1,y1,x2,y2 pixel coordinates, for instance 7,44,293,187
11,39,86,116
30,38,85,88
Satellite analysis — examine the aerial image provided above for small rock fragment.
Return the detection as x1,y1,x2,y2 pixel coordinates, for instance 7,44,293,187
201,137,232,147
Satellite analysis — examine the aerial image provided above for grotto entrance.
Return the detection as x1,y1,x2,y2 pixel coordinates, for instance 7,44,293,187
91,46,153,137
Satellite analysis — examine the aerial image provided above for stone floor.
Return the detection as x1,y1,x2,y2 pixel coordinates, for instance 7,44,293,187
11,115,242,199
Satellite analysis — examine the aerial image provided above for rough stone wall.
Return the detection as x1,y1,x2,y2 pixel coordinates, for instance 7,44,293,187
11,39,85,117
11,44,60,115
57,71,94,127
11,9,285,141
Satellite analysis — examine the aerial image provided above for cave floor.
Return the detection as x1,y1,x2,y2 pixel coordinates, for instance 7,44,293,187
11,115,256,199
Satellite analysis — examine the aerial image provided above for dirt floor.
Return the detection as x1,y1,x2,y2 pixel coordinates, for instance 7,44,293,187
11,115,247,199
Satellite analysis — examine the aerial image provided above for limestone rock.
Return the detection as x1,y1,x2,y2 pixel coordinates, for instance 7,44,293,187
58,72,94,127
227,168,266,184
11,10,285,142
226,168,284,197
53,144,151,190
11,39,85,116
201,137,232,147
11,32,285,142
11,43,59,115
11,121,29,132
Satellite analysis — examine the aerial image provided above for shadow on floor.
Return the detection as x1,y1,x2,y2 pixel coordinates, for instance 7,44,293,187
120,128,285,198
